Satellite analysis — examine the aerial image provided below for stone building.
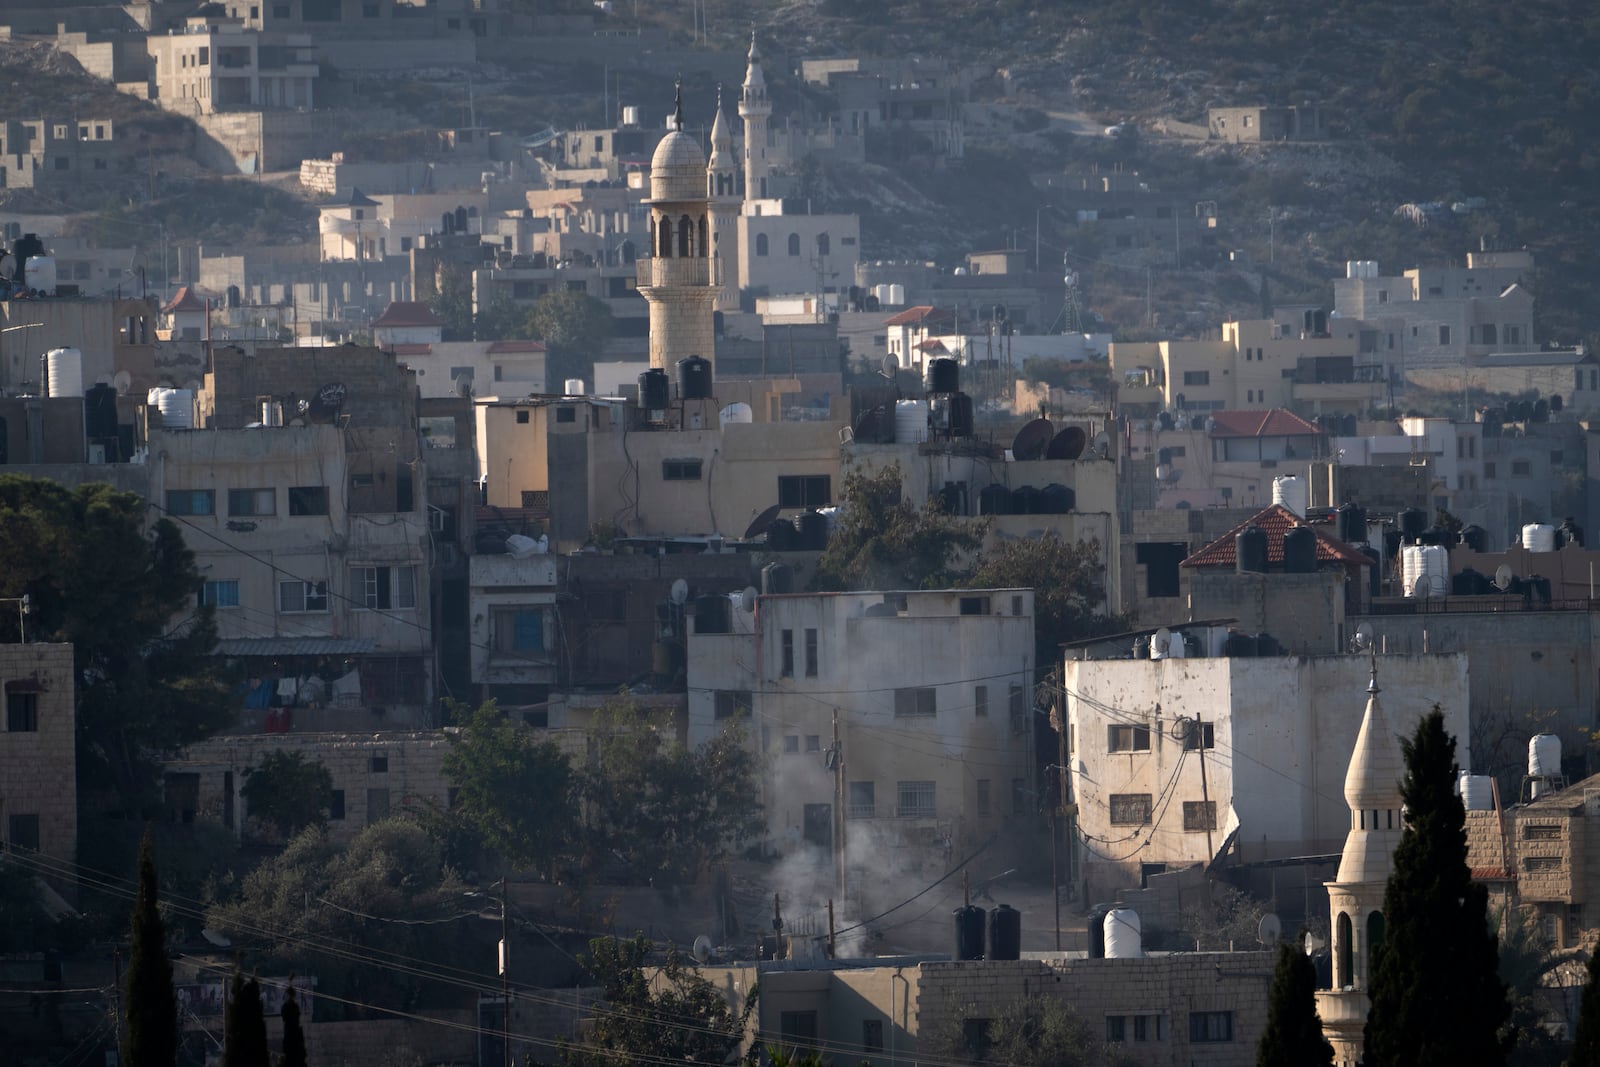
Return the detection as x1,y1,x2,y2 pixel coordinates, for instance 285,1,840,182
638,87,719,373
0,643,76,877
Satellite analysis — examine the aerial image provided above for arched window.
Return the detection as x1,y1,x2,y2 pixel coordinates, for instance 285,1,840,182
756,233,769,257
697,216,708,258
817,233,830,256
1336,912,1354,989
787,233,801,256
658,217,672,258
678,214,692,258
707,175,715,198
1366,911,1385,980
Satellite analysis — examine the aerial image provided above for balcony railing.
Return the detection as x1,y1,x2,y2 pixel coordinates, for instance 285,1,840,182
635,256,721,288
847,803,876,820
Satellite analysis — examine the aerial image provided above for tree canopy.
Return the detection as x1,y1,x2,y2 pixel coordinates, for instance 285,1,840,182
123,827,177,1067
529,288,614,388
1363,707,1511,1065
1571,948,1600,1067
240,751,334,843
811,462,985,591
927,994,1117,1067
1256,943,1333,1067
222,970,269,1067
970,531,1122,665
0,475,234,807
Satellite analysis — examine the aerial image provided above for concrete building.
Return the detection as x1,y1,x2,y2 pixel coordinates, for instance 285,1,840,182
1064,650,1469,897
370,300,444,347
393,339,547,400
1407,349,1600,415
0,643,77,877
146,12,317,114
1208,105,1324,143
1119,409,1327,511
687,588,1036,893
0,118,119,190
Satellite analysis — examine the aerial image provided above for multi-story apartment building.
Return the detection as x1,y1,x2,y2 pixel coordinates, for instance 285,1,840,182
147,11,317,113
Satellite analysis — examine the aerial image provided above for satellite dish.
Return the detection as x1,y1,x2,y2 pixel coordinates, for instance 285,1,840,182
692,935,713,963
1353,623,1374,650
112,370,132,395
1011,418,1054,461
201,927,232,948
670,579,689,605
1151,627,1171,659
1411,575,1430,599
1493,564,1513,591
1046,425,1087,461
454,376,474,398
744,502,784,540
1092,431,1111,457
739,586,757,612
881,354,898,378
1258,913,1283,946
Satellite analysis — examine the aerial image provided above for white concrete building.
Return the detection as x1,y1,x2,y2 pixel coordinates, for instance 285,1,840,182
147,13,317,114
468,553,559,694
1064,649,1469,897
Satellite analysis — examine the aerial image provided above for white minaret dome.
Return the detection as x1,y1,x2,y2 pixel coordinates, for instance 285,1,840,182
1335,667,1406,885
708,91,733,172
651,84,707,202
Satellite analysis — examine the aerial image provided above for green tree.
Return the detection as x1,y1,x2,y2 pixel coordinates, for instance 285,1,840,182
1256,943,1333,1067
1571,949,1600,1067
928,994,1115,1066
968,532,1123,667
240,751,333,843
812,463,986,592
561,933,752,1067
280,984,308,1067
223,970,269,1067
0,476,234,806
437,699,579,877
123,827,177,1067
580,706,763,887
528,288,614,389
473,296,535,343
427,264,475,342
1364,708,1511,1065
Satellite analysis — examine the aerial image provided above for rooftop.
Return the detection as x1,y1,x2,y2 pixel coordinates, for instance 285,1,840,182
1206,408,1322,438
1182,503,1370,568
372,301,444,329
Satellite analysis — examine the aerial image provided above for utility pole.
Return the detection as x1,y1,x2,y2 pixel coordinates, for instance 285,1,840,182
499,876,510,1067
830,708,845,903
1195,716,1214,863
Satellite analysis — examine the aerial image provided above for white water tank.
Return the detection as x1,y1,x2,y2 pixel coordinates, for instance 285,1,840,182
46,347,84,398
1522,524,1556,552
1272,475,1307,518
1530,734,1562,777
25,255,56,296
261,400,283,426
157,388,194,429
874,284,891,306
564,378,586,396
1104,908,1143,958
1167,629,1185,659
622,105,641,127
1401,544,1448,598
888,283,906,307
1459,772,1495,812
894,399,928,443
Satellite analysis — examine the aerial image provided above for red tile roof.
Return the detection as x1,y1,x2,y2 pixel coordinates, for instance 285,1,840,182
914,339,948,353
1181,503,1370,568
372,301,444,328
389,343,433,356
162,286,208,313
1206,409,1322,438
487,339,547,354
883,305,953,327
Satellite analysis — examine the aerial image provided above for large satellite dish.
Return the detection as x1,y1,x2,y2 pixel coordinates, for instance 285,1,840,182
1011,418,1054,461
1047,426,1087,461
1353,623,1374,650
670,579,689,605
739,586,758,613
744,503,784,540
692,935,714,963
1493,564,1513,591
1258,914,1283,946
881,354,898,378
112,370,132,395
1092,431,1112,457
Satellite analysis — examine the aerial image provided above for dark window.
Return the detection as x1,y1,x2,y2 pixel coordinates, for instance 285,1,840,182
780,629,794,677
961,1019,992,1057
227,488,276,515
1107,724,1151,752
779,1011,817,1048
897,780,936,818
516,410,530,424
1512,460,1531,477
1188,1012,1233,1042
278,580,329,613
1183,370,1210,386
817,233,831,256
1106,1016,1126,1042
894,687,937,717
958,596,990,615
199,580,239,608
862,1020,883,1051
1183,722,1216,750
805,734,821,752
662,459,703,481
804,628,818,677
848,780,875,818
7,691,38,732
166,489,214,516
783,735,799,753
714,690,752,720
1133,1015,1162,1041
7,814,40,852
1183,800,1217,831
1136,542,1185,598
1009,683,1026,733
556,406,576,424
329,789,346,819
778,475,831,507
288,486,329,515
974,685,988,717
787,233,801,256
1110,793,1153,825
370,754,388,773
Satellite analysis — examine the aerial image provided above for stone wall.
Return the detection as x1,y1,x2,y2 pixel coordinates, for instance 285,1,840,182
0,643,77,881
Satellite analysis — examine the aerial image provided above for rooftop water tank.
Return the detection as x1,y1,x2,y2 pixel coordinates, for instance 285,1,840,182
1530,734,1562,778
1236,525,1268,573
1459,524,1488,552
894,399,928,444
1398,507,1428,540
678,355,713,400
987,905,1021,961
1272,475,1307,518
1523,523,1556,553
46,347,83,399
1458,772,1495,812
25,255,56,296
156,388,194,429
887,283,906,307
1282,525,1317,573
1336,503,1368,545
564,378,586,396
85,383,119,439
978,483,1012,516
720,402,753,424
1401,544,1447,598
926,356,960,394
639,368,671,411
954,905,986,961
1104,908,1143,958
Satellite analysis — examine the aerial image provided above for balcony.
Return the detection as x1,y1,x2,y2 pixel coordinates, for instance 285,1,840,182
635,256,721,289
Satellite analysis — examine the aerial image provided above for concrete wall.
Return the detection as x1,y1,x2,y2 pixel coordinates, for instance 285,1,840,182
1189,569,1349,654
0,643,76,880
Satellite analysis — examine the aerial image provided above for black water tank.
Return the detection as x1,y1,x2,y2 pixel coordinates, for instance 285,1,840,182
1336,503,1367,545
1012,486,1040,515
1226,631,1258,657
1087,904,1112,958
1360,545,1381,598
1039,484,1075,514
926,357,960,395
694,593,731,634
1418,525,1450,547
796,510,829,550
762,562,792,594
1532,399,1550,423
766,519,795,551
1256,632,1282,657
1157,411,1174,431
1482,408,1504,437
937,482,966,516
12,233,43,286
639,368,670,410
1459,524,1488,552
1236,525,1268,573
948,392,973,437
677,355,713,400
978,484,1012,516
987,905,1021,961
1398,507,1427,540
1382,529,1403,562
1552,394,1565,413
954,905,986,961
1528,575,1553,604
1453,568,1490,596
84,383,119,440
1283,525,1317,573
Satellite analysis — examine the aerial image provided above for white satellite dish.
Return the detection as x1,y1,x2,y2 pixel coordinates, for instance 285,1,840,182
881,354,898,378
1151,627,1171,660
112,370,132,395
670,578,689,605
1353,623,1373,650
692,934,713,963
739,586,757,612
1258,913,1283,946
201,927,232,948
1411,575,1430,599
1493,564,1513,591
1092,431,1111,457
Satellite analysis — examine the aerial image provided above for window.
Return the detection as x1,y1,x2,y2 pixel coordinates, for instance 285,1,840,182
974,685,988,717
166,489,214,516
1183,722,1216,750
961,1019,992,1057
714,689,752,720
352,565,418,610
199,580,240,608
1132,1015,1163,1041
288,486,329,515
804,628,818,677
367,788,391,823
777,474,831,508
1525,856,1562,872
1524,824,1562,841
1106,1016,1125,1043
894,687,937,717
7,814,39,853
1107,724,1151,752
1512,460,1531,477
1377,289,1389,304
756,233,769,256
1507,325,1522,344
1438,325,1451,345
1009,684,1026,733
662,458,703,481
1110,793,1153,825
7,691,39,732
783,735,800,753
198,47,209,65
976,778,991,816
228,488,276,516
369,753,388,773
555,406,577,424
959,596,990,615
804,734,821,753
516,410,530,424
779,1011,817,1048
1182,370,1210,386
1188,1012,1233,1042
1484,462,1496,479
897,780,936,818
848,780,875,818
1183,800,1217,832
329,789,345,820
862,1020,883,1052
780,629,795,677
278,580,329,613
493,607,550,654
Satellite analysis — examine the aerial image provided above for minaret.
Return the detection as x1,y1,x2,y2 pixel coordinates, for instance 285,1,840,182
737,31,771,201
1316,658,1406,1067
707,86,740,312
640,82,719,373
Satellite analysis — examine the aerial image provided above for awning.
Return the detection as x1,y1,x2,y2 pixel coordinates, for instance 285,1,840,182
215,638,377,658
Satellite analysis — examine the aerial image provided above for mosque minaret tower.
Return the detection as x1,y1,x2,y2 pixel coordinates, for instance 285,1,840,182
639,83,720,372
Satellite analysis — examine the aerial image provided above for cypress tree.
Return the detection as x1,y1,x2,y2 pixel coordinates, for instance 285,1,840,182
1363,708,1511,1066
1256,942,1333,1067
279,985,308,1067
223,970,270,1067
122,827,177,1067
1570,950,1600,1066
